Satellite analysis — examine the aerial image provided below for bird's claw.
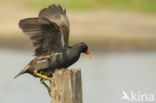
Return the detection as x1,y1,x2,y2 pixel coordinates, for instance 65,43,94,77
34,70,55,96
40,78,51,96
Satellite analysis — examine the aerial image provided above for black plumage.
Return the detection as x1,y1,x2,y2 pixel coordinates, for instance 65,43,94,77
15,4,90,79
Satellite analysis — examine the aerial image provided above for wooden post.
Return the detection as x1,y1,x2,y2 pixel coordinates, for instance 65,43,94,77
50,68,82,103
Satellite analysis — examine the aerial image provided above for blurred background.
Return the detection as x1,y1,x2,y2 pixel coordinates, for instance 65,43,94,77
0,0,156,103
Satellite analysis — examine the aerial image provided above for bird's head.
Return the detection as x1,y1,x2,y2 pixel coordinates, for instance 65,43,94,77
78,42,91,58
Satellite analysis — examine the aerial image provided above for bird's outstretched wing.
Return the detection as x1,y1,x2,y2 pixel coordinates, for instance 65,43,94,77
19,18,63,56
19,4,70,56
39,4,70,46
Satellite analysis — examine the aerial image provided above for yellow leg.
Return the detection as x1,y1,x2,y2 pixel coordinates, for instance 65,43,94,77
40,78,51,96
34,69,51,81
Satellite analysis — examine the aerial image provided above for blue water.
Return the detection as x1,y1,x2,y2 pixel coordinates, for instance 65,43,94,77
0,49,156,103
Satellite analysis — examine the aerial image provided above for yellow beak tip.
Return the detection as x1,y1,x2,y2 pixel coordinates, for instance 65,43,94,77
87,55,91,58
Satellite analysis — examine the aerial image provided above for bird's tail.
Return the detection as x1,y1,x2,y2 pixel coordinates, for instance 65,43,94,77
14,65,30,79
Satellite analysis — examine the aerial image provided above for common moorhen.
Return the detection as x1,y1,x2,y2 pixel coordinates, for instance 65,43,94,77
15,4,91,93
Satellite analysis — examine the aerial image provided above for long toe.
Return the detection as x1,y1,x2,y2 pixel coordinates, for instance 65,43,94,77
49,78,55,86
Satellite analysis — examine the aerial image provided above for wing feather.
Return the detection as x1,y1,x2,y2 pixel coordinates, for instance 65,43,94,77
19,4,70,56
39,4,70,45
19,18,63,56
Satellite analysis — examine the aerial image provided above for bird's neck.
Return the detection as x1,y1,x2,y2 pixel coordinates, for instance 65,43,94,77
65,46,80,61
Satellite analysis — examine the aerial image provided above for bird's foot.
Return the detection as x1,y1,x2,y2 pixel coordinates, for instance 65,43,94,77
34,70,55,96
34,69,51,80
40,78,51,96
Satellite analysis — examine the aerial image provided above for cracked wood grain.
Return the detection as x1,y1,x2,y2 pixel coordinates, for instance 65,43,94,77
50,69,82,103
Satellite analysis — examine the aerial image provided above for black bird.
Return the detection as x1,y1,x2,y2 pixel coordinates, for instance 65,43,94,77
15,4,91,93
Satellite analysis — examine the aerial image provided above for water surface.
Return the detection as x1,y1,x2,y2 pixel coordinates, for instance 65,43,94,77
0,49,156,103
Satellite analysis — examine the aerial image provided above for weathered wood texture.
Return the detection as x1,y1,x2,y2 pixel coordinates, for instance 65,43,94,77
50,69,82,103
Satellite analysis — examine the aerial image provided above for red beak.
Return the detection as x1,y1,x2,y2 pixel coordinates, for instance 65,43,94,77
85,49,91,58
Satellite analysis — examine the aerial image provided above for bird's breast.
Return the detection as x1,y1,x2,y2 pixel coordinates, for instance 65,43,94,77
57,50,80,68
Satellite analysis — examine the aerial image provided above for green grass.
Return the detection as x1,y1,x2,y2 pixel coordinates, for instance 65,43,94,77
18,0,98,10
102,0,156,13
6,0,156,13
